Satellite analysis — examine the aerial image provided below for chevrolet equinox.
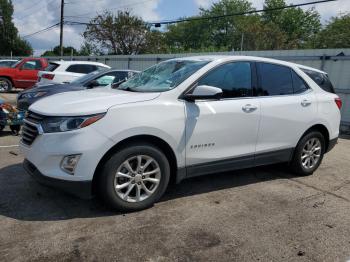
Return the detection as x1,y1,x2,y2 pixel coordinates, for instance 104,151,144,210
20,56,341,211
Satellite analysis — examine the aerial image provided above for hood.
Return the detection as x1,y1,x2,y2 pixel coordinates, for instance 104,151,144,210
29,88,160,116
20,83,81,94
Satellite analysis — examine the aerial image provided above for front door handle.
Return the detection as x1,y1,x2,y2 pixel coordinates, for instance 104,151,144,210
242,104,257,113
301,99,312,107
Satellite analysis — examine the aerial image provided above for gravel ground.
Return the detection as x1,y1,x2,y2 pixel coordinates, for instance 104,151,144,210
0,92,350,262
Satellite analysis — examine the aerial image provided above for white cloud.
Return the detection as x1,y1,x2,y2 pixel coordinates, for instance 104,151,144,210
194,0,214,8
13,0,161,55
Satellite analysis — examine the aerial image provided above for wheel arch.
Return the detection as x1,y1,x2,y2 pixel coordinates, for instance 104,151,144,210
0,75,14,86
301,124,330,151
92,135,179,195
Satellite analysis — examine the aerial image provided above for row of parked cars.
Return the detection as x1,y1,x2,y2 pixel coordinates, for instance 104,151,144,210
1,55,343,212
0,58,139,110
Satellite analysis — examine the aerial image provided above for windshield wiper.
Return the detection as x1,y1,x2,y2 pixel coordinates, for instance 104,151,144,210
112,79,127,89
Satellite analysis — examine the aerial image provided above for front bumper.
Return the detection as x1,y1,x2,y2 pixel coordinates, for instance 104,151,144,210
23,159,92,199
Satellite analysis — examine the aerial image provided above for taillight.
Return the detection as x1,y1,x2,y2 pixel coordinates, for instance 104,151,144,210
335,97,342,110
41,73,54,80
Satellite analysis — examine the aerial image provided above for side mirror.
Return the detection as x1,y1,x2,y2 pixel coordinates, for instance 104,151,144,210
184,85,223,102
87,80,100,88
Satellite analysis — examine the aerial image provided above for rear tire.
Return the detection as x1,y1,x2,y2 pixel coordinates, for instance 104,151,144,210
99,143,170,211
290,131,325,176
0,77,13,92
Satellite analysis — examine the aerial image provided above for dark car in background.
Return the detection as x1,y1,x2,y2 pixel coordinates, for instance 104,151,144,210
17,69,139,110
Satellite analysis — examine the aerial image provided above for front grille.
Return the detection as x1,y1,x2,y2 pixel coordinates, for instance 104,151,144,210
21,111,45,146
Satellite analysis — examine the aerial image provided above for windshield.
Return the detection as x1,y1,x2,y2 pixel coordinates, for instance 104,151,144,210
71,70,105,84
118,59,209,92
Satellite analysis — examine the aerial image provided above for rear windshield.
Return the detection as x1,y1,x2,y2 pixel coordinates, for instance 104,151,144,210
45,63,60,72
301,68,335,93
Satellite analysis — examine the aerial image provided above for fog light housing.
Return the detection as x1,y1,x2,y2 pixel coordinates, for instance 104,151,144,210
60,154,81,175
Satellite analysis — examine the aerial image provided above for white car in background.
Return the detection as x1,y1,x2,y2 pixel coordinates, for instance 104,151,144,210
0,59,18,67
37,61,111,86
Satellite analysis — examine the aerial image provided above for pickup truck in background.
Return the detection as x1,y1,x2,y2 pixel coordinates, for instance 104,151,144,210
0,58,48,92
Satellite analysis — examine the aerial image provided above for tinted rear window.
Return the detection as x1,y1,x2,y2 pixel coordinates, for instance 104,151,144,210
301,68,335,93
45,63,60,72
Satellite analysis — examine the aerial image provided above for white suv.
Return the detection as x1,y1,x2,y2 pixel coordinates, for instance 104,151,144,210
20,56,341,211
37,61,111,86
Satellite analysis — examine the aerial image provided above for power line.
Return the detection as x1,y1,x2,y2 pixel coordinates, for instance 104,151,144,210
148,0,337,25
21,23,60,38
64,0,337,27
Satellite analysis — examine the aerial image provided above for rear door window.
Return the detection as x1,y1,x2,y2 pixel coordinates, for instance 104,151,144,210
300,68,335,93
291,70,309,94
257,63,294,96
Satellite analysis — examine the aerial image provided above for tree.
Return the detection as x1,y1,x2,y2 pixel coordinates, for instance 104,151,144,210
312,14,350,48
83,11,150,55
263,0,321,48
0,0,32,55
201,0,255,50
41,45,79,56
78,41,103,56
165,18,213,52
143,30,168,54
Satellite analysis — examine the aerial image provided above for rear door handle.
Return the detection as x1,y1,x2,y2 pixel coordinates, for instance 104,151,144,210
301,99,312,107
242,104,257,113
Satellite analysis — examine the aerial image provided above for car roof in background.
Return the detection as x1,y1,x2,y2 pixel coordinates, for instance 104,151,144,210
50,60,110,67
0,59,18,62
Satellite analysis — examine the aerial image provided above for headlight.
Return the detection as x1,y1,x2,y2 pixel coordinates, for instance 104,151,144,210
21,91,47,99
41,113,105,133
34,91,48,98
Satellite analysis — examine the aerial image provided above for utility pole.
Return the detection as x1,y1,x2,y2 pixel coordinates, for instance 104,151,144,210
240,33,244,52
59,0,64,58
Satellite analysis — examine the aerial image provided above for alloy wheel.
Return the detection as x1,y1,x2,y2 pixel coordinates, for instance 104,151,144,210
0,79,9,92
114,155,161,203
301,137,322,170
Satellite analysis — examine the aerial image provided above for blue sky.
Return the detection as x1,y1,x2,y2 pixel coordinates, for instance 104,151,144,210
11,0,350,55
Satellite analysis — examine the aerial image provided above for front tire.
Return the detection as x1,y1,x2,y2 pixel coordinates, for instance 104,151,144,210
0,77,13,92
99,143,170,211
290,131,325,176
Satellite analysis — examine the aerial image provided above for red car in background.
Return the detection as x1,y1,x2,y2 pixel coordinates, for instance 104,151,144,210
0,58,48,92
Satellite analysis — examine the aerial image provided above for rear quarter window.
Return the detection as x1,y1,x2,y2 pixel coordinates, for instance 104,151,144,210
301,68,335,93
45,63,60,72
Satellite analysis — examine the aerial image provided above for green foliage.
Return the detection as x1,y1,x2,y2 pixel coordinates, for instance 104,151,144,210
0,0,33,55
162,0,323,52
312,14,350,48
83,11,150,55
263,0,321,48
41,46,79,56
